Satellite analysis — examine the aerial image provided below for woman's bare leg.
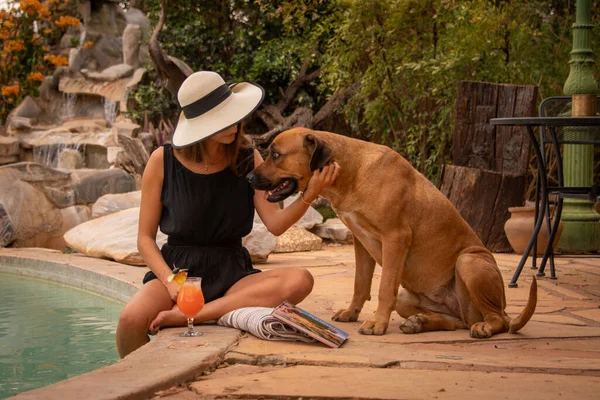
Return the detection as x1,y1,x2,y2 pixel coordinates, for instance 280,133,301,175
116,279,174,358
149,267,313,333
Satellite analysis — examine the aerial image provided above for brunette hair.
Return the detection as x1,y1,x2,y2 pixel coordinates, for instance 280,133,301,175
178,123,253,176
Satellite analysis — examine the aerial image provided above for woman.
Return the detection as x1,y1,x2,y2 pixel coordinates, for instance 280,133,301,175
116,71,340,358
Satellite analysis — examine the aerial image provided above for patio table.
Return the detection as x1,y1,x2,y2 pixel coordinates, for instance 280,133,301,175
489,116,600,287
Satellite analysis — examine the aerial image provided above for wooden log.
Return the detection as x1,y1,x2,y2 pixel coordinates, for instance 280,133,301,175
453,81,538,176
440,164,527,252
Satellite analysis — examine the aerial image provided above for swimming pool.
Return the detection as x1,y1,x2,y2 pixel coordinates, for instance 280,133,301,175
0,272,123,399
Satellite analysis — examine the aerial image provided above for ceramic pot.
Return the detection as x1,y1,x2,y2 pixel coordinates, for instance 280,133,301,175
504,205,563,255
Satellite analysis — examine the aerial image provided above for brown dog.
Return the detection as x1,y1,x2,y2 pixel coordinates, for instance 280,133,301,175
248,127,537,337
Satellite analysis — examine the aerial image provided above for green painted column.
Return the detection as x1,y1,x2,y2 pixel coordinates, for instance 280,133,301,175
561,0,600,252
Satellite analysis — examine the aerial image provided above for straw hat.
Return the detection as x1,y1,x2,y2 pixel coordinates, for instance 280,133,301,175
171,71,265,148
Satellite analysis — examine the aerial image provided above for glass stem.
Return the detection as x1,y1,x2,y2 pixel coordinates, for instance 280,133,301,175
187,318,194,333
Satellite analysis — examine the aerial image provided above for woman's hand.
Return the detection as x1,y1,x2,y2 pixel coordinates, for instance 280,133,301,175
303,162,341,202
166,281,181,302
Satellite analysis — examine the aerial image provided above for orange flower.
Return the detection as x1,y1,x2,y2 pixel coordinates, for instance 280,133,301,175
54,16,80,28
42,45,49,52
38,4,50,20
1,85,20,97
27,72,45,82
83,41,94,49
3,20,14,29
43,28,52,35
44,54,69,67
0,29,10,40
5,40,25,52
19,0,42,16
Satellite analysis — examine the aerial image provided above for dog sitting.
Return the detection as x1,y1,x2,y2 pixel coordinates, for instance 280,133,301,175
247,127,536,338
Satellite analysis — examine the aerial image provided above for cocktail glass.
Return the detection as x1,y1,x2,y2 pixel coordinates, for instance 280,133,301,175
176,277,205,337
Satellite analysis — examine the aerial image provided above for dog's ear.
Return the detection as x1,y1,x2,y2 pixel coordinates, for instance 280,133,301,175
304,134,333,171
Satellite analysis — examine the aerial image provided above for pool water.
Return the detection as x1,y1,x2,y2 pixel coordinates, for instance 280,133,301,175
0,272,124,399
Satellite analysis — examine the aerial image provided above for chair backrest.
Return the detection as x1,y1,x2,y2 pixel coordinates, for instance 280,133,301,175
539,96,600,145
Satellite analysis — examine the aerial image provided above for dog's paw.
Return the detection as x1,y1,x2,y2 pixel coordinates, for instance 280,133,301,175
332,308,359,322
358,320,388,335
399,314,423,334
470,322,492,339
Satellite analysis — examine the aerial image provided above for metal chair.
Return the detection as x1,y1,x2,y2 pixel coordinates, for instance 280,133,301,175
532,96,600,279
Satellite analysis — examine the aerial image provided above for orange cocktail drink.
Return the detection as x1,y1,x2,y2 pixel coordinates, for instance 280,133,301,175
176,277,204,337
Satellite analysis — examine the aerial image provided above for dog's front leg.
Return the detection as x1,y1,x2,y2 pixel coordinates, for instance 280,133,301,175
332,237,375,322
359,234,410,335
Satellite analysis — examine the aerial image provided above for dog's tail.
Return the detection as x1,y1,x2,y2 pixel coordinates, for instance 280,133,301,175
508,276,537,333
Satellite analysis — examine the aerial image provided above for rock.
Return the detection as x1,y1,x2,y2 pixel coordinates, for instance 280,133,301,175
0,203,17,247
46,205,92,250
71,168,136,205
253,194,324,230
113,134,149,175
112,121,141,137
124,7,151,39
0,137,19,157
122,24,142,68
275,225,322,253
82,64,134,81
46,118,108,134
0,171,62,248
242,222,278,263
0,156,19,165
38,76,58,102
7,116,32,131
64,207,162,265
57,148,84,169
310,218,353,244
0,162,74,208
138,132,155,156
283,194,323,229
65,208,276,266
68,48,84,73
91,190,141,218
9,96,42,120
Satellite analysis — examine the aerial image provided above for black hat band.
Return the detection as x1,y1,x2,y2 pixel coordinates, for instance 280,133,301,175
181,84,232,119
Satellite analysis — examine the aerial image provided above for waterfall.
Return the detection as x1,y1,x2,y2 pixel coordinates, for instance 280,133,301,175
61,93,77,120
103,98,118,126
33,143,85,169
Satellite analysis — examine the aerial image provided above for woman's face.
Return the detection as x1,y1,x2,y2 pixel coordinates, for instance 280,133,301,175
208,125,238,145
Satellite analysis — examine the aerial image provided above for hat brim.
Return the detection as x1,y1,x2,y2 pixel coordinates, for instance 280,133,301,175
171,81,265,148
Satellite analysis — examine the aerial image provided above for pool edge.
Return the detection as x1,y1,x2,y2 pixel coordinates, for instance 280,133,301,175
0,248,241,400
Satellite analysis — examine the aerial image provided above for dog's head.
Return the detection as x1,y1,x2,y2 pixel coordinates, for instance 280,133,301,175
247,128,333,202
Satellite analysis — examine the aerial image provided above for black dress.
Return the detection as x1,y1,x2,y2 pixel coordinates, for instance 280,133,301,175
142,143,261,302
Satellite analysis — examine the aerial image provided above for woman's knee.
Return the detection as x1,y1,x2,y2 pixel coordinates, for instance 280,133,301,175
117,304,151,334
286,268,314,301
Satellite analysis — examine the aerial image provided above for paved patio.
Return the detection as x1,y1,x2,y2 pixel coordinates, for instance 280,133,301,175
2,245,599,400
155,245,600,400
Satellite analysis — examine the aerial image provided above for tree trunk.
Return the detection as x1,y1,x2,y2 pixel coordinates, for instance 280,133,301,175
452,81,537,175
439,164,527,252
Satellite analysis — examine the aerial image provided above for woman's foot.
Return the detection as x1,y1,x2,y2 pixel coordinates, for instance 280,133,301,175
149,308,187,335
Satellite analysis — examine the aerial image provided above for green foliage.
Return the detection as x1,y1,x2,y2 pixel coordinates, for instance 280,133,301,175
315,205,337,221
320,0,600,182
125,67,176,125
128,0,599,183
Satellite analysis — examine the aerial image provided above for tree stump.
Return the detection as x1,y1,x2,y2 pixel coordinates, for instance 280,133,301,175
440,164,527,252
441,81,538,252
453,81,537,175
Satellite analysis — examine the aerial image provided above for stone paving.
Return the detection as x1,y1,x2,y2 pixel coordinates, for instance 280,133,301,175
155,245,600,400
2,245,600,399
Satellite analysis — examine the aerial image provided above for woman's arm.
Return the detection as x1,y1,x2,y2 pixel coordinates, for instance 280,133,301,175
253,149,339,236
137,147,179,301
